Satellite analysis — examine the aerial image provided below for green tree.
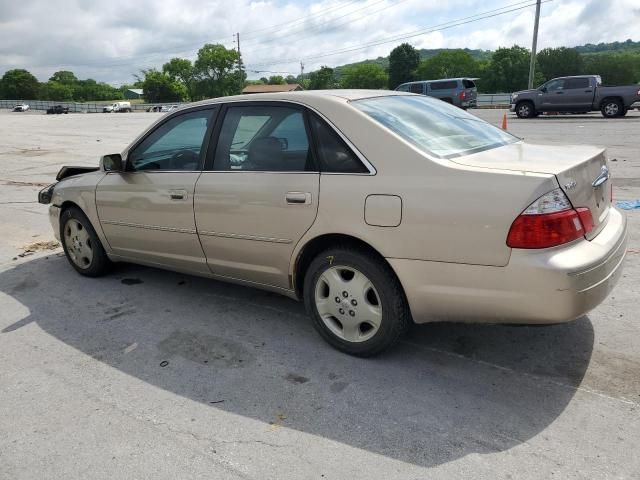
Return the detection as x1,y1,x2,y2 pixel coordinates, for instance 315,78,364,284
40,81,74,101
194,43,242,98
267,75,286,85
582,53,640,85
387,43,420,89
49,70,78,85
308,66,336,89
416,50,480,80
141,69,187,103
285,75,298,84
0,69,40,99
341,63,388,89
480,45,543,93
536,47,583,81
163,58,196,100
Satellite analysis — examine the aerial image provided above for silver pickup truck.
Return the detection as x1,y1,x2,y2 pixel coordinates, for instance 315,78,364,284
510,75,640,118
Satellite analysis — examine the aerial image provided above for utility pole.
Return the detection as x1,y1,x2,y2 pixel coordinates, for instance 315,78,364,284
235,32,244,91
528,0,542,89
300,62,304,81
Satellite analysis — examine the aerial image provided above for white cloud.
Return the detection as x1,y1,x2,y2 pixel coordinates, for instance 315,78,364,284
0,0,638,84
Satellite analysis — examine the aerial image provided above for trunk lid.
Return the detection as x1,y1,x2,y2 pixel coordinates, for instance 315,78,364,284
453,142,611,239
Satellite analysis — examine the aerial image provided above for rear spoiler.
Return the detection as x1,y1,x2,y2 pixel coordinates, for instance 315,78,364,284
56,166,99,181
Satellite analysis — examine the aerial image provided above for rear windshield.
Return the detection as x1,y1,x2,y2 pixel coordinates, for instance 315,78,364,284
351,95,518,159
463,79,476,88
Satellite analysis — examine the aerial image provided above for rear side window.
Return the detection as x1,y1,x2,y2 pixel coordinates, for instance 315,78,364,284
430,80,458,90
409,83,424,94
565,78,590,89
310,115,368,173
463,80,476,89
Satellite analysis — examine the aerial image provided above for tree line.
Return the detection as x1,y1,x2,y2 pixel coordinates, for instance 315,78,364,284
1,42,639,103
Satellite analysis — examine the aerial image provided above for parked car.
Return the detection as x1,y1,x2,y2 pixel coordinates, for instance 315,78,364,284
38,91,627,356
12,103,30,112
511,75,640,118
395,78,478,109
160,104,180,113
46,105,69,114
103,101,132,113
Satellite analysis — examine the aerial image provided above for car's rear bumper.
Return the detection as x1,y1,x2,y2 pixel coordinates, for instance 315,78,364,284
509,103,517,112
389,207,627,324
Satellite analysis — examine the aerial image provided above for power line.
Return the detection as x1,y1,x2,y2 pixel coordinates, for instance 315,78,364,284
245,0,554,68
241,0,404,50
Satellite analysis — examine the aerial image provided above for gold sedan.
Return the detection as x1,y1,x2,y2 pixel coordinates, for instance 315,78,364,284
39,91,627,356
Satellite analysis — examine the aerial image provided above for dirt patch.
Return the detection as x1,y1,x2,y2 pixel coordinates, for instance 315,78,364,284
22,240,60,252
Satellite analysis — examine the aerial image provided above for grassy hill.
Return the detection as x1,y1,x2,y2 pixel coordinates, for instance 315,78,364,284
328,40,639,78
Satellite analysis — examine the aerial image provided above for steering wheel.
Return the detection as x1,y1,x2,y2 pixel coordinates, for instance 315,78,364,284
169,150,200,170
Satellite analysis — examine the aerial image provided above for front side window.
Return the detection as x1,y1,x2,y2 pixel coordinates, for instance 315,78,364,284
396,84,410,92
352,95,518,158
214,105,313,172
409,83,424,94
128,110,213,171
544,79,565,91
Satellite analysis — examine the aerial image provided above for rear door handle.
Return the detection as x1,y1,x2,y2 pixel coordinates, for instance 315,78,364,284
556,91,564,94
285,192,311,205
169,189,187,200
585,90,593,93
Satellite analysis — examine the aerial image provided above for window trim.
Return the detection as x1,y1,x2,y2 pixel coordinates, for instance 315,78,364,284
203,100,376,175
124,105,219,173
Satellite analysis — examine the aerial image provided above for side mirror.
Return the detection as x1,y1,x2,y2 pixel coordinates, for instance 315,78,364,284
540,86,547,93
276,137,289,150
100,153,123,172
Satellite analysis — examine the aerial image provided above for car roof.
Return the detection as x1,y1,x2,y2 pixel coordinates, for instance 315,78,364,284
189,89,412,108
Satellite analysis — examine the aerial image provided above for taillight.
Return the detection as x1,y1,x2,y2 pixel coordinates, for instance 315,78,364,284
507,188,593,249
459,91,466,100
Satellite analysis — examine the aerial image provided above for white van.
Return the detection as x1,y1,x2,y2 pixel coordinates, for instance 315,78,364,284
103,101,132,113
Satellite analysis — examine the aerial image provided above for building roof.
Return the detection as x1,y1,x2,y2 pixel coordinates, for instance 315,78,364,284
127,88,144,95
242,84,303,94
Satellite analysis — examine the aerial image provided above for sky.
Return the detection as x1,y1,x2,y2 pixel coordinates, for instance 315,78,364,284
0,0,638,85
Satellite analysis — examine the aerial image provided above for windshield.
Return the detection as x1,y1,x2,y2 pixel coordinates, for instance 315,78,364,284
351,95,518,158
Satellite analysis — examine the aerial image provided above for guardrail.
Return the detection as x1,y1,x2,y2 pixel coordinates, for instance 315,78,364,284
2,94,513,112
0,99,183,113
477,93,511,108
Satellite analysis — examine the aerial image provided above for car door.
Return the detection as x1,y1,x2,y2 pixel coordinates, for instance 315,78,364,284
539,78,566,110
96,107,216,273
562,77,594,110
194,102,320,289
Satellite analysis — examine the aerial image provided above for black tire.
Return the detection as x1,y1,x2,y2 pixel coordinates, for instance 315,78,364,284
303,246,411,357
515,101,535,119
60,206,111,277
601,98,623,118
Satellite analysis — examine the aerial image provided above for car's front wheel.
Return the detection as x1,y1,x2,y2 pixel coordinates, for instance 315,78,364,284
60,207,111,277
516,101,535,119
303,247,411,356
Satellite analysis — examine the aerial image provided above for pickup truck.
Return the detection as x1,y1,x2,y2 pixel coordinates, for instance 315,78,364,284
511,75,640,118
46,105,69,114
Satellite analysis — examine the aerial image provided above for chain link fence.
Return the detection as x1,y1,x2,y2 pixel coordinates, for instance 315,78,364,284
0,99,187,113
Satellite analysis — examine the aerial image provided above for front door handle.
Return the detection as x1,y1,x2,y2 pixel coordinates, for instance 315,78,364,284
169,189,188,200
285,192,311,205
585,90,593,93
555,91,564,94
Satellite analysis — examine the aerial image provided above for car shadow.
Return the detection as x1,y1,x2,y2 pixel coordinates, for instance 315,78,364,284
0,255,594,467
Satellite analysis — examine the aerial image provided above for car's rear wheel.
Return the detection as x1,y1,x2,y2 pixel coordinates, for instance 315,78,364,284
303,247,411,356
516,101,535,119
601,99,623,118
60,207,110,277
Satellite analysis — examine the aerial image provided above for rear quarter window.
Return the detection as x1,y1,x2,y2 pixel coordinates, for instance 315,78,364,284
430,80,458,91
463,80,476,89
